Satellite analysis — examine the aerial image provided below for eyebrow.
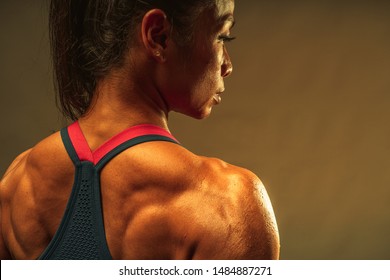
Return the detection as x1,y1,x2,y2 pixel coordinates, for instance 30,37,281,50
218,14,235,29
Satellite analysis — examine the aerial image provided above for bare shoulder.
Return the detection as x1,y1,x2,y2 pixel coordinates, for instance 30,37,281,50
0,149,32,259
0,145,34,259
175,155,280,259
1,131,67,188
112,144,279,260
0,131,72,213
0,131,72,259
1,148,34,211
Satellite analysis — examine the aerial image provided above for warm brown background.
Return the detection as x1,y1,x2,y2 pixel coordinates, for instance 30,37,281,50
1,1,389,259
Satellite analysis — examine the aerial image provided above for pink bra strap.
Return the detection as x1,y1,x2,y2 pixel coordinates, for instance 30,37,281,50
67,121,178,165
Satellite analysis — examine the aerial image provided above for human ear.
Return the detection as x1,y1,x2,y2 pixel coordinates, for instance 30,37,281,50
141,9,171,62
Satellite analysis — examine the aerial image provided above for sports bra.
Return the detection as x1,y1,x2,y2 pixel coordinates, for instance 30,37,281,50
38,121,179,259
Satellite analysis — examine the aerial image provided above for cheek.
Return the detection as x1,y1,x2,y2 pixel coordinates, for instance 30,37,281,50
169,45,223,106
197,47,224,86
209,45,225,78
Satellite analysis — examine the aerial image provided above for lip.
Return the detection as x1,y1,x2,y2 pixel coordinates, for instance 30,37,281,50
213,93,222,104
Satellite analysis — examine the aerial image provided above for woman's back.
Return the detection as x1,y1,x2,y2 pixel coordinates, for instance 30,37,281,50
0,123,279,259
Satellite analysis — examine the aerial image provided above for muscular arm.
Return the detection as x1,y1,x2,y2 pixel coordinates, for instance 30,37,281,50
0,196,12,259
186,161,280,260
0,150,32,259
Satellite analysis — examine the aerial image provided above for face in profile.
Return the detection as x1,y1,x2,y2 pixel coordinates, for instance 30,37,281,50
164,0,235,119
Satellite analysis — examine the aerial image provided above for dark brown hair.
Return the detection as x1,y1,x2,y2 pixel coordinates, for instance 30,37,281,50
49,0,215,120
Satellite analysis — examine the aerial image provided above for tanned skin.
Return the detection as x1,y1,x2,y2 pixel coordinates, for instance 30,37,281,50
0,0,280,260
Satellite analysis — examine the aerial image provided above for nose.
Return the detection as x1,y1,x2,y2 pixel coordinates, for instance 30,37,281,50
221,46,233,78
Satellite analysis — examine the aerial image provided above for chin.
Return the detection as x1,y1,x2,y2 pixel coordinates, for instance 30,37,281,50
193,105,214,120
194,113,211,120
175,106,213,120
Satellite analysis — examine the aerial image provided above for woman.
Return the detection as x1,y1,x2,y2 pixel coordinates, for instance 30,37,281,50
0,0,279,259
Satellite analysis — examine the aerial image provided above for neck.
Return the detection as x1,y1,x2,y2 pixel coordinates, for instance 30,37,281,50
77,67,171,148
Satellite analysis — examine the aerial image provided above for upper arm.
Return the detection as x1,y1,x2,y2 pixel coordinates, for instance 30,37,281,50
0,194,12,259
0,177,12,259
0,149,32,260
184,162,280,260
2,149,31,177
246,176,280,259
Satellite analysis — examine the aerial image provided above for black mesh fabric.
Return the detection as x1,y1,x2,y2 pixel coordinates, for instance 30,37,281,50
53,165,99,259
39,162,111,259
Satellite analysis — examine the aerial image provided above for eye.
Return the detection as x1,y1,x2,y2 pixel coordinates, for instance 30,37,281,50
218,34,236,43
